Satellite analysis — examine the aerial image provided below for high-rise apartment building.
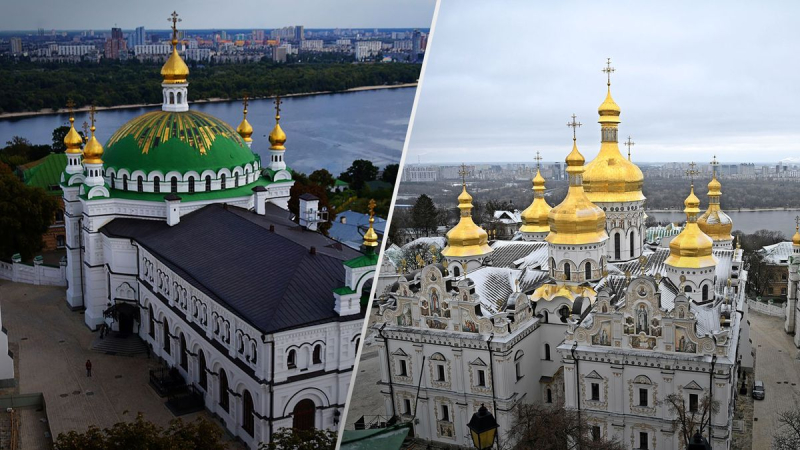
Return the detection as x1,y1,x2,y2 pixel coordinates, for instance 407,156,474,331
9,37,22,55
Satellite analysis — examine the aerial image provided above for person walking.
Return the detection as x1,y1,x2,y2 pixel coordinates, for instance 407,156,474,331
86,359,92,377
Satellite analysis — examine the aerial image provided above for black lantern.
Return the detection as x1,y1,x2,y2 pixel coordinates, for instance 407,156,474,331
687,430,711,450
467,404,498,449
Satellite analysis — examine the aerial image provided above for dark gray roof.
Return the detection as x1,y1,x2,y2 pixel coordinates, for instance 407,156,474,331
101,203,364,334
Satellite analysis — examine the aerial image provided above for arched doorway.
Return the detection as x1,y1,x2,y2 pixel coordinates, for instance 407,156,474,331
198,350,207,390
243,390,254,436
219,368,229,412
293,399,316,430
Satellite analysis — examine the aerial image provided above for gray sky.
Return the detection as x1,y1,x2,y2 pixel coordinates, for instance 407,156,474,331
5,0,435,30
409,0,800,164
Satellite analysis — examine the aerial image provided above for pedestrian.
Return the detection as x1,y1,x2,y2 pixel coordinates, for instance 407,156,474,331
86,359,92,377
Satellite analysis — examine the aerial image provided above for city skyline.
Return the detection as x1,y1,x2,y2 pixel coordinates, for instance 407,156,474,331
1,0,436,30
407,0,800,164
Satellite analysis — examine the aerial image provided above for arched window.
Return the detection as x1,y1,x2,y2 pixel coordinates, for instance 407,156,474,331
544,343,551,361
137,176,143,192
205,175,212,191
123,174,128,190
148,305,155,338
162,317,170,354
110,176,115,189
242,390,254,436
221,174,226,189
547,388,553,403
179,333,187,370
630,231,635,258
169,92,175,104
287,349,297,369
188,177,195,193
702,284,709,301
542,310,549,324
293,399,316,430
177,92,182,104
219,368,229,412
198,350,207,390
235,173,239,187
453,265,460,277
153,177,160,193
585,261,591,280
564,263,571,281
313,344,322,364
171,177,178,193
684,285,692,293
614,232,621,260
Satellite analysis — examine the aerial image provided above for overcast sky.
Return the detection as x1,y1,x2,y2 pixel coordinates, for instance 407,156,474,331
409,0,800,165
4,0,435,30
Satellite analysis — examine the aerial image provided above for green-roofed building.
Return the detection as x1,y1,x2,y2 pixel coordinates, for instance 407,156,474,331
19,153,67,251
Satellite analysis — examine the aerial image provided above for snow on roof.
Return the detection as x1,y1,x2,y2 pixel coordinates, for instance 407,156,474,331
760,241,794,265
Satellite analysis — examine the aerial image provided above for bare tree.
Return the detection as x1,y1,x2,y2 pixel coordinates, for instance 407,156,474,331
773,407,800,450
661,393,719,445
505,403,624,450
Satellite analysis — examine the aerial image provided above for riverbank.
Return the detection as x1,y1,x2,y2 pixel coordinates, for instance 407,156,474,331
0,83,417,119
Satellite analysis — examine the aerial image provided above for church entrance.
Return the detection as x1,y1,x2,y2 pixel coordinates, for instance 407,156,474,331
292,399,316,430
119,310,134,336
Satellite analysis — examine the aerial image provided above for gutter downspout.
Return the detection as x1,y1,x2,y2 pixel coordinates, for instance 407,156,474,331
378,323,397,418
486,333,500,448
571,341,581,450
709,352,717,449
269,338,275,443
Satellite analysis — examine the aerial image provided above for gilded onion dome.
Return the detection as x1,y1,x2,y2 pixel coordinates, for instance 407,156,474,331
64,114,83,153
793,224,800,247
519,169,551,233
583,64,645,204
363,199,379,249
83,122,104,164
697,172,733,242
237,100,254,143
269,102,287,151
441,181,492,258
665,185,716,268
161,34,189,84
546,138,607,245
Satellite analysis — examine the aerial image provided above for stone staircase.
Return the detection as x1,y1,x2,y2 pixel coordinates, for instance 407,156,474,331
90,334,148,356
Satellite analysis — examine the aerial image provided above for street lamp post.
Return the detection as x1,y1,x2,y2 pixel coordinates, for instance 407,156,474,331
467,404,498,449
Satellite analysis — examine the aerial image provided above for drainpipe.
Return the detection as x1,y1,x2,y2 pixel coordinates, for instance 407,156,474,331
268,339,275,443
571,341,581,450
708,352,716,449
378,323,396,418
486,333,500,448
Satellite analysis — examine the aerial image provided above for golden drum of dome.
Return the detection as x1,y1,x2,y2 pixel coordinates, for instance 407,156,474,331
64,116,84,153
531,283,596,303
83,125,104,164
520,169,551,233
697,175,733,241
546,141,608,245
161,40,189,84
583,86,645,203
441,184,492,258
665,186,716,268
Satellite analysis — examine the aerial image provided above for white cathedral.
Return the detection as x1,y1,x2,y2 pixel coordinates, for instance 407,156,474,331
375,63,752,449
58,14,377,448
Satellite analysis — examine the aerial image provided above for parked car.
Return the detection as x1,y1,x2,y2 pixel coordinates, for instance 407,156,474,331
753,380,765,400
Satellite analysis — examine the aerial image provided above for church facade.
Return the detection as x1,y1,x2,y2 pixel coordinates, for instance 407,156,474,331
374,62,751,449
59,13,376,448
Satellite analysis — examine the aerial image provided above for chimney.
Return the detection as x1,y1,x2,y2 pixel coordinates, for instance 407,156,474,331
298,193,320,231
269,224,275,232
310,246,316,255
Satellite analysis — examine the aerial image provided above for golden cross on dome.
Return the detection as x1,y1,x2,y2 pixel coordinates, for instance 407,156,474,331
458,163,469,185
710,154,720,178
368,198,376,218
624,136,635,160
89,104,96,130
168,11,181,41
685,161,699,185
534,151,542,169
603,57,615,86
82,121,89,142
567,114,581,141
66,99,75,114
274,96,282,120
795,215,799,229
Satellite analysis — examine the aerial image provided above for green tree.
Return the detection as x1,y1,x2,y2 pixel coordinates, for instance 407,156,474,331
339,159,378,191
309,169,335,190
381,163,399,184
260,427,336,450
411,194,438,237
0,163,59,259
51,125,75,153
53,413,227,450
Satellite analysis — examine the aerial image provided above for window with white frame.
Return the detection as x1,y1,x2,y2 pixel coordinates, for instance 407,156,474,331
514,350,524,380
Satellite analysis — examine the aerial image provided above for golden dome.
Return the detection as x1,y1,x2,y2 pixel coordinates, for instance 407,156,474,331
697,174,733,242
546,140,608,245
363,199,379,248
520,169,551,233
583,85,645,203
64,115,83,153
83,123,104,164
269,123,286,150
237,105,253,143
665,185,716,268
441,183,492,258
793,225,800,247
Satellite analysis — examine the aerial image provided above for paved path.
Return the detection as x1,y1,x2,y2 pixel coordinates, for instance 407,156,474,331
0,281,243,449
750,310,800,449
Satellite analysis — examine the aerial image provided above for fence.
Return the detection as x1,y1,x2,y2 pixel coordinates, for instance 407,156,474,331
747,299,784,317
0,255,66,287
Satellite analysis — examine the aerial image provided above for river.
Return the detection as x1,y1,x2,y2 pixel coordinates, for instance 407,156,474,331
648,209,800,237
0,87,415,174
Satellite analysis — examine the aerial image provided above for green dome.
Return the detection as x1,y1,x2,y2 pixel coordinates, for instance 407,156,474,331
103,110,257,174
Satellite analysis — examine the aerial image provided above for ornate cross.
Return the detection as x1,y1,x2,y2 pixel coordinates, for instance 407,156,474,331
458,163,469,185
274,96,282,120
710,154,719,178
168,11,181,41
368,199,376,218
82,121,89,142
66,99,75,115
624,136,635,160
534,151,542,169
795,215,799,230
89,104,96,130
603,57,615,86
567,114,582,141
242,94,249,118
685,162,699,185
